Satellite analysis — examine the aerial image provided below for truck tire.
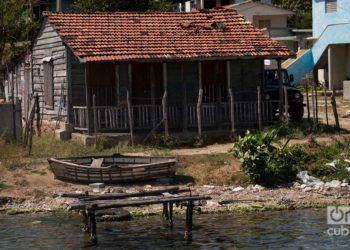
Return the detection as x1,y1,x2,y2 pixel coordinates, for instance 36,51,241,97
289,107,304,121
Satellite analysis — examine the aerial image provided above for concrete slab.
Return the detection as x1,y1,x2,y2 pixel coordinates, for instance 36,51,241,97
71,132,132,147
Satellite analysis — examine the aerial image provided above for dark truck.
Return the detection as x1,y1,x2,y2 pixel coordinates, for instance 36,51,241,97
264,69,304,121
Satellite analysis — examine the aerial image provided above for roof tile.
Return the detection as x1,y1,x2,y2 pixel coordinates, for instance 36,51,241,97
47,9,293,62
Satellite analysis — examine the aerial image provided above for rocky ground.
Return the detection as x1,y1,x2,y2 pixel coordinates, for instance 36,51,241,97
1,177,350,217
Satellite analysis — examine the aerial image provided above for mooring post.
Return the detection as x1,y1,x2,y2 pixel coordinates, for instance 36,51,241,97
82,210,89,233
169,202,174,229
162,202,169,221
87,208,97,244
184,201,194,241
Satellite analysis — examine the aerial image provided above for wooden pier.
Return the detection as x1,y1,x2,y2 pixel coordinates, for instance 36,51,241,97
64,187,211,244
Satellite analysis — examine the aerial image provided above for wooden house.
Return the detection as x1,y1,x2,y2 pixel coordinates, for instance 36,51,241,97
4,9,293,138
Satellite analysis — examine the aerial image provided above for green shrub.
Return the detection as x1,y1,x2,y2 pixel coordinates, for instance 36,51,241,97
149,134,180,148
188,134,207,148
232,130,302,186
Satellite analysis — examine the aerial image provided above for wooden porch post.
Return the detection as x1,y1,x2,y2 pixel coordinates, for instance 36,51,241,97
162,63,169,136
115,63,120,106
127,64,134,147
150,63,156,129
226,61,235,132
197,62,203,136
84,63,91,135
182,63,188,133
277,59,284,119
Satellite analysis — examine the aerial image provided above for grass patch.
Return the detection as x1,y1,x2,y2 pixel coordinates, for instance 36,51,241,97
271,119,349,140
31,169,47,176
178,154,243,185
15,179,29,187
0,181,9,190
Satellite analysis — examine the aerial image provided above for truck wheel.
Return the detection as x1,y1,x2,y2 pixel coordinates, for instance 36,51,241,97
289,107,304,121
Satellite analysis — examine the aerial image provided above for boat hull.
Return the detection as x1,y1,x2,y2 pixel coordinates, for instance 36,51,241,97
48,155,178,184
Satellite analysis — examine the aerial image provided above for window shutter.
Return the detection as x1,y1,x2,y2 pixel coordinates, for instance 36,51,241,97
326,0,337,13
43,61,54,107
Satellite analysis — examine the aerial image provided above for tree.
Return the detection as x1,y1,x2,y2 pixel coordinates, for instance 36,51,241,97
0,0,35,65
272,0,312,29
73,0,174,13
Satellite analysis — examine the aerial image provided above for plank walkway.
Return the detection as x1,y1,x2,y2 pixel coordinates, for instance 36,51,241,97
64,187,211,244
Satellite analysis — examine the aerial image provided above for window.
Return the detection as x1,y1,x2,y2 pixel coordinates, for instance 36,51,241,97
43,61,54,107
258,19,271,29
326,0,337,13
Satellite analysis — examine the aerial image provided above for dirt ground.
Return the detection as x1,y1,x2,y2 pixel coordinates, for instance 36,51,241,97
1,95,350,213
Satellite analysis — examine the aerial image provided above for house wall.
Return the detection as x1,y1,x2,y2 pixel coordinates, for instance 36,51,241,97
328,44,350,90
252,15,287,28
232,2,292,28
5,19,69,122
32,19,68,121
313,0,350,37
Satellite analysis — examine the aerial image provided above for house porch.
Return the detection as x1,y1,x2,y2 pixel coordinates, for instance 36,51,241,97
70,60,280,135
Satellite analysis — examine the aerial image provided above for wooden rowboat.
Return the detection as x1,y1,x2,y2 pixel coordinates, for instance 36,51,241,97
48,154,178,184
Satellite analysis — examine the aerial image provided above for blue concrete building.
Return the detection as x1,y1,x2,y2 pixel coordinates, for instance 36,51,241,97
286,0,350,89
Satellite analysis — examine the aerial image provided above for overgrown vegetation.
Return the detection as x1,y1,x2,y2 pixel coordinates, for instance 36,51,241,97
232,130,300,186
274,119,348,139
0,0,36,66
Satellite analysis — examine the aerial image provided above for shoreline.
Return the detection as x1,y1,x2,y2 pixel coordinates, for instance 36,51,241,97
1,184,349,217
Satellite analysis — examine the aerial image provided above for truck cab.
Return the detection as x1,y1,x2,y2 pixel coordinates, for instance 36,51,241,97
264,69,304,121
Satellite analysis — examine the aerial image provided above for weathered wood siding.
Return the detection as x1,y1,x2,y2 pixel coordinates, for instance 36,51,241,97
31,19,68,121
5,19,69,122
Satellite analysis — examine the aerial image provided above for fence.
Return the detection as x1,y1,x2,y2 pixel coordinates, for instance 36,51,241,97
72,100,278,132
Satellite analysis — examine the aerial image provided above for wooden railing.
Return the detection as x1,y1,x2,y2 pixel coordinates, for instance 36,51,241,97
72,101,278,132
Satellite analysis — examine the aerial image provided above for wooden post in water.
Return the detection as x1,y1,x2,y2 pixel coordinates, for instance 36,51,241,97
197,62,203,136
331,89,340,131
184,201,194,241
162,63,169,136
162,202,169,220
87,209,97,244
257,86,262,131
82,210,89,233
169,202,174,229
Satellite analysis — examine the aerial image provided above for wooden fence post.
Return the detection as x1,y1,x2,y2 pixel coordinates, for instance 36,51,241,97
93,94,98,147
324,83,329,126
257,86,262,131
331,89,340,131
162,63,169,136
227,61,235,132
197,62,203,136
182,63,188,133
277,59,283,119
305,79,310,121
283,86,289,120
127,90,134,147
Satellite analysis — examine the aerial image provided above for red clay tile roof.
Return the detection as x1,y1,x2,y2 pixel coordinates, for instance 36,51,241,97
47,9,293,62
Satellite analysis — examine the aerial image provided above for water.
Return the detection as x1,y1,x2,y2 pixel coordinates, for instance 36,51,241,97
0,209,348,249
